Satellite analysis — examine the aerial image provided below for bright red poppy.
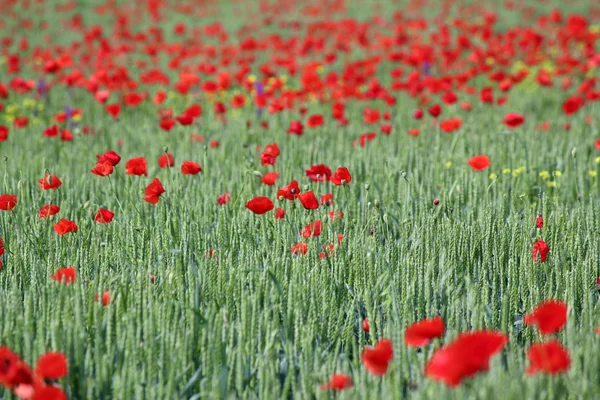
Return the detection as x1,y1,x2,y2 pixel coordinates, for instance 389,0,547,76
259,171,279,186
36,352,68,380
158,153,174,168
51,267,76,284
91,161,114,176
532,239,549,262
361,339,394,376
405,316,445,347
277,180,301,200
439,118,462,133
330,167,352,185
261,143,280,166
38,174,62,190
536,215,544,229
39,204,60,218
301,221,322,238
181,161,202,175
320,374,353,391
96,150,121,166
218,192,232,205
287,121,304,136
290,243,308,255
307,114,324,128
274,208,285,220
523,300,567,335
503,113,524,128
96,291,111,306
468,155,490,171
125,157,148,176
54,219,78,235
95,208,114,223
428,104,441,117
144,178,166,204
246,196,274,214
363,318,370,332
298,191,319,210
0,194,18,211
320,193,333,206
0,125,8,142
305,164,332,182
526,340,571,375
562,95,584,116
105,104,120,119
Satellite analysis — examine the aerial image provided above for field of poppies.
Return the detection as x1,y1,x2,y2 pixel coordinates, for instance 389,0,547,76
1,0,600,398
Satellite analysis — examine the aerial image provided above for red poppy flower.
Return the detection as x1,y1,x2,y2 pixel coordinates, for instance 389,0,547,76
307,114,324,128
361,339,394,376
0,125,8,142
36,352,68,380
363,318,370,332
460,102,472,111
144,178,166,204
96,291,111,306
439,118,462,133
562,95,584,116
503,112,524,128
320,193,333,206
218,192,231,205
13,117,29,128
123,92,146,107
363,108,380,124
185,104,202,118
408,128,420,137
210,140,220,148
532,239,549,262
181,161,202,175
380,124,392,135
526,340,571,375
32,386,67,400
287,120,304,136
330,167,352,186
91,161,114,176
523,299,567,335
51,267,76,284
0,194,17,211
413,109,423,119
277,180,301,201
536,215,544,229
246,196,274,215
468,155,490,171
43,126,59,138
95,208,114,223
290,243,308,255
298,191,319,210
261,143,280,166
260,171,279,186
320,374,353,391
428,104,441,117
274,208,285,220
105,104,120,119
39,204,60,218
38,174,62,190
176,114,194,125
96,150,121,166
357,132,377,147
158,153,174,168
53,219,78,235
405,316,445,347
159,118,176,131
125,157,148,176
306,164,332,182
425,330,508,387
301,220,322,238
0,346,22,388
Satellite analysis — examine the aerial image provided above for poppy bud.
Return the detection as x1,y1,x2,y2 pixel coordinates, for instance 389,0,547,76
365,183,370,191
536,215,544,229
433,199,439,205
163,146,168,153
303,184,309,191
252,170,262,177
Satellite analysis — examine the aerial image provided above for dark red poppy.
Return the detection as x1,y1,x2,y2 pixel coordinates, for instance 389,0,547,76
287,120,304,136
290,243,308,255
298,191,319,209
307,114,324,128
181,161,202,175
32,386,68,400
274,208,285,220
362,318,370,332
363,108,380,124
218,192,232,205
0,194,18,211
536,215,544,228
357,132,377,147
96,151,121,166
468,155,490,171
524,299,567,335
105,104,120,119
0,125,7,142
158,153,174,168
51,267,76,284
405,316,445,347
13,117,29,128
54,219,78,235
413,109,423,119
39,204,60,218
185,104,202,118
96,291,111,306
425,330,508,387
38,174,62,190
320,193,333,206
246,196,274,215
0,346,21,388
176,114,194,126
44,125,59,138
562,95,584,116
526,340,571,375
95,208,114,223
301,220,322,238
320,374,353,391
144,178,166,204
159,119,176,131
305,164,332,182
259,171,279,186
330,167,352,186
428,104,441,117
361,339,394,376
261,143,280,166
91,161,114,176
277,180,301,200
503,113,524,128
532,239,549,262
125,157,148,176
36,352,68,380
